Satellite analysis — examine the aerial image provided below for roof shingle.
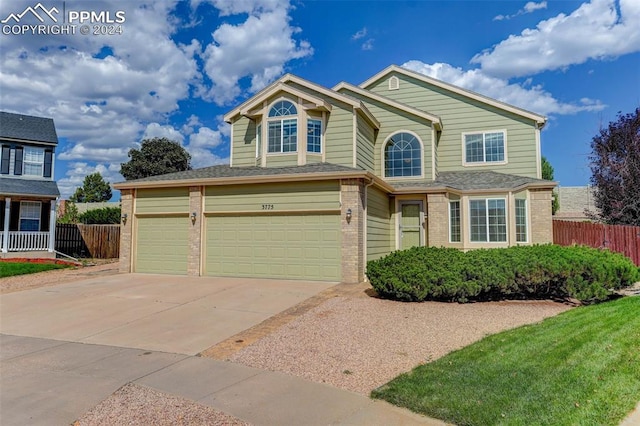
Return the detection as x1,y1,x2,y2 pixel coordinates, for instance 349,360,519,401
0,111,58,145
0,178,60,197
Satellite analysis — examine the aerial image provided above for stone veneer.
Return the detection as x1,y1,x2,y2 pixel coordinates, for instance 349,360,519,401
187,186,202,276
529,189,553,244
118,189,133,273
340,179,365,283
426,192,451,247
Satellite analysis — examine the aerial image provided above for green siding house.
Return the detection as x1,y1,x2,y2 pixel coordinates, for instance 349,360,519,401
115,65,555,283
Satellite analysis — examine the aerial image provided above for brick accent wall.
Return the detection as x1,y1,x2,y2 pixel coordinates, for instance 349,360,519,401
340,179,365,283
530,189,553,243
426,192,450,247
118,189,133,273
187,186,202,276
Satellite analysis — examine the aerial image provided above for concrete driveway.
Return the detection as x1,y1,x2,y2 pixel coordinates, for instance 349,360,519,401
0,274,336,355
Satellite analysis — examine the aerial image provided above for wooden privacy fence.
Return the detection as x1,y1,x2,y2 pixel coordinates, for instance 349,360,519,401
553,220,640,266
55,224,120,259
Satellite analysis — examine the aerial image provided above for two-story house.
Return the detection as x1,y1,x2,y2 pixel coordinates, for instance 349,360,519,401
0,111,60,258
115,65,555,282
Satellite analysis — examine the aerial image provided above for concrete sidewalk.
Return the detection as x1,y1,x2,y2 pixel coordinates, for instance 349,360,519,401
1,334,443,425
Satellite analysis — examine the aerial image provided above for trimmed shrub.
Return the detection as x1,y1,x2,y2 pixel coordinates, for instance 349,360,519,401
78,206,121,224
366,245,640,304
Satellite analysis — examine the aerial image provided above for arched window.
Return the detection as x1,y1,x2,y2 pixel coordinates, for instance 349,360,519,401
384,132,422,177
267,100,297,153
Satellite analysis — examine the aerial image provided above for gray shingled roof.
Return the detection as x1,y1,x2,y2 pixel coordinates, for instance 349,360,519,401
0,111,58,144
0,178,60,197
118,163,363,184
393,171,553,191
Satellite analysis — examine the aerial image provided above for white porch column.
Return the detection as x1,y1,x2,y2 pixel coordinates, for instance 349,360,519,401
48,198,57,252
2,197,10,253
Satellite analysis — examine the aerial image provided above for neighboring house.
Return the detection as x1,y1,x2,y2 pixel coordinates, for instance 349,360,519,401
554,186,597,221
115,65,555,282
0,112,59,258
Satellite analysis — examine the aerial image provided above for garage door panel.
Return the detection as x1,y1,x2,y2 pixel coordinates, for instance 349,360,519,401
206,214,340,281
135,216,188,274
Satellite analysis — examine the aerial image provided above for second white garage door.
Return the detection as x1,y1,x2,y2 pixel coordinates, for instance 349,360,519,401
205,214,341,281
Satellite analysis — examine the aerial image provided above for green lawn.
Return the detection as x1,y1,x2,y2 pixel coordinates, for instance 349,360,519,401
0,262,69,278
372,297,640,426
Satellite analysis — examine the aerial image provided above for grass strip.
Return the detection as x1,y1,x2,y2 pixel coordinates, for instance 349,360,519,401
0,262,69,278
372,297,640,425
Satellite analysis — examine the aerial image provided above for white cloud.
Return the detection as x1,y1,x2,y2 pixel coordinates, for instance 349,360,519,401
362,39,375,51
352,27,367,40
402,60,606,116
494,1,547,20
480,0,640,78
185,125,229,168
57,162,123,199
199,0,313,105
143,123,185,143
206,0,284,16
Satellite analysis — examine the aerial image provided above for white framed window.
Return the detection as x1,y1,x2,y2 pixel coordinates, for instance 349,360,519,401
256,123,262,158
463,130,506,165
469,198,507,242
19,201,41,231
515,198,528,243
384,132,423,177
388,76,399,90
23,146,45,176
307,119,322,153
267,100,297,153
449,200,461,242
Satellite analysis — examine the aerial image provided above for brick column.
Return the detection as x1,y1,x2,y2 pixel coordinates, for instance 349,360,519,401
187,186,203,276
530,189,553,243
426,193,449,247
340,179,365,283
119,189,134,273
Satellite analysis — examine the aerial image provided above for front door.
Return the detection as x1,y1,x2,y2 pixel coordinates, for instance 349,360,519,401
400,202,422,250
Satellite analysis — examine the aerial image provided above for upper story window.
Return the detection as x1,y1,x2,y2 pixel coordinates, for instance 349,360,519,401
384,132,422,178
464,130,506,164
267,100,297,153
23,146,44,176
307,119,322,153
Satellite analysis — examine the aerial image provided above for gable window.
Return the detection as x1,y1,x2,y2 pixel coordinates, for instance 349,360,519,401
449,200,461,242
307,119,322,153
267,100,297,153
19,201,41,231
23,146,44,176
469,198,506,242
464,131,505,164
384,132,422,177
515,198,527,242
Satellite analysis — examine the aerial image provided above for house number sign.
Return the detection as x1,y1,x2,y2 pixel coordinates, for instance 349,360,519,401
262,204,274,210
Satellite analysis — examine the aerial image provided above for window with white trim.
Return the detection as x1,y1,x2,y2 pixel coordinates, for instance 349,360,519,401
24,146,44,176
515,198,528,242
464,131,505,164
267,100,298,153
469,198,507,242
307,119,322,153
384,132,422,177
388,76,399,90
19,201,41,231
449,200,461,242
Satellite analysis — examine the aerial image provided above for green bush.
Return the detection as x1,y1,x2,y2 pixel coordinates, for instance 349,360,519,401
78,206,121,224
366,245,640,304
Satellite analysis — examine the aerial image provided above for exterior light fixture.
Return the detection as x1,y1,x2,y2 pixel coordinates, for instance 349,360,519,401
346,208,352,223
191,212,197,222
121,213,128,224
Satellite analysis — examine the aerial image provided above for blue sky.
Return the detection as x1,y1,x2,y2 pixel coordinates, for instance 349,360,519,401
1,0,638,199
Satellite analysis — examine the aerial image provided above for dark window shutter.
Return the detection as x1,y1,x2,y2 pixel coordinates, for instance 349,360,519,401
14,146,23,175
1,145,9,174
43,149,53,178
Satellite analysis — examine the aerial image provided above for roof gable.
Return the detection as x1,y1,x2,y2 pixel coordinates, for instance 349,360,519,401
0,111,59,144
360,65,546,127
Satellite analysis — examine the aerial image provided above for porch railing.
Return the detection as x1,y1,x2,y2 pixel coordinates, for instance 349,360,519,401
1,231,50,251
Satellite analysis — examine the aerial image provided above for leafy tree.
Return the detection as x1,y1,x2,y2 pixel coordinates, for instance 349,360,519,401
541,156,559,215
120,137,191,180
70,172,112,202
78,206,121,224
589,108,640,226
57,201,79,224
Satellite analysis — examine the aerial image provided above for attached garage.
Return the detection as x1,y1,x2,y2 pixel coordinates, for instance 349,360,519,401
135,216,189,274
132,188,190,275
205,213,341,281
